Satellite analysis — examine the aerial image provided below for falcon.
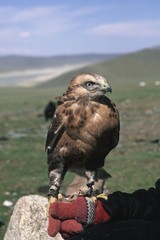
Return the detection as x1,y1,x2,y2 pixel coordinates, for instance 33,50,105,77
45,73,120,198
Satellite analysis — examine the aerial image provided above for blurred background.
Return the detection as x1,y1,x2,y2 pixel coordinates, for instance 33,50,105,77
0,0,160,238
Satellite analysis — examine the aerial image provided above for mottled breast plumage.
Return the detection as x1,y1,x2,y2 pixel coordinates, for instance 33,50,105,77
46,73,120,198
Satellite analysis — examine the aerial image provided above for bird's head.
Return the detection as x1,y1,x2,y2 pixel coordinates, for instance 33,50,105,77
64,73,112,100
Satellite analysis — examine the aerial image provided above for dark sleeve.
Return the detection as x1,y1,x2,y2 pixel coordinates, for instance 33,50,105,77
100,179,160,221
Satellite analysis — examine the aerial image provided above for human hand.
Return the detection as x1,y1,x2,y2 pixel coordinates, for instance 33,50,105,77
48,195,110,239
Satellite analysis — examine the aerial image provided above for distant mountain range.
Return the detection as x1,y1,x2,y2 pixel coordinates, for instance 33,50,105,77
0,48,160,87
0,53,122,87
0,54,120,72
38,48,160,89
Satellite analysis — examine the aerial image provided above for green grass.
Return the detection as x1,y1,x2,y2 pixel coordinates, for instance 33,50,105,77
0,84,160,238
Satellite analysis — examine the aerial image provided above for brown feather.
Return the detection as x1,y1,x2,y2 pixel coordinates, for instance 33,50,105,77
46,73,120,197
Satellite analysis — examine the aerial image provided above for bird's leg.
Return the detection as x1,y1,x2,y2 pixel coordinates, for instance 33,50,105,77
48,169,61,197
84,170,96,196
48,164,66,198
47,167,65,216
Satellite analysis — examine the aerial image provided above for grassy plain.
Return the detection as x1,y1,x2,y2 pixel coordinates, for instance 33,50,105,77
0,80,160,238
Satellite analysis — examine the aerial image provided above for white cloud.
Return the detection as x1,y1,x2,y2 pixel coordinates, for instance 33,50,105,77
0,47,36,55
0,28,18,38
11,6,61,22
19,31,31,38
0,3,160,55
89,20,160,37
0,5,78,55
0,5,76,40
0,47,8,54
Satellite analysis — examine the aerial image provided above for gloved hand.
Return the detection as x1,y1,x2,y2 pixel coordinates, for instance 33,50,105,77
48,195,110,239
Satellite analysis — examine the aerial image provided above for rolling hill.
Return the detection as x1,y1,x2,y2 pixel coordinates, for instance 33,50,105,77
0,54,120,72
0,53,121,87
38,48,160,89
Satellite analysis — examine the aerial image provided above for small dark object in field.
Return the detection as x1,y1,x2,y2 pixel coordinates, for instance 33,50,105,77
0,220,4,227
44,101,56,121
135,138,160,144
150,138,160,144
0,136,8,141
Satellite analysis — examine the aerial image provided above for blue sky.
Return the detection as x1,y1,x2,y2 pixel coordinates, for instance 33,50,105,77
0,0,160,55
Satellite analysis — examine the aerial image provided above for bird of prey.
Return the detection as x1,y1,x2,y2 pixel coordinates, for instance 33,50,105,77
45,73,120,198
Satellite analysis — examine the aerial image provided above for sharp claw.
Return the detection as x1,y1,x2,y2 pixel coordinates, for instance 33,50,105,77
47,196,57,217
47,194,63,217
48,195,57,203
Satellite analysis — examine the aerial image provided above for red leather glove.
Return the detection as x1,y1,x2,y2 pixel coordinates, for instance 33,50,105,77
48,196,110,239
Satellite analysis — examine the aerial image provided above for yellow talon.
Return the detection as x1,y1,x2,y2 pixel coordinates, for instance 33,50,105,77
90,193,108,204
91,196,97,203
47,194,63,217
47,196,56,217
57,193,63,201
49,196,57,204
97,193,108,201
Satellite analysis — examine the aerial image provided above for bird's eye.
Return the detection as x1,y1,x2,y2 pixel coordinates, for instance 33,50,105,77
85,82,95,88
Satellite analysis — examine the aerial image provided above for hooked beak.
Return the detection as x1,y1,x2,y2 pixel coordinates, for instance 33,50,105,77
101,84,112,94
